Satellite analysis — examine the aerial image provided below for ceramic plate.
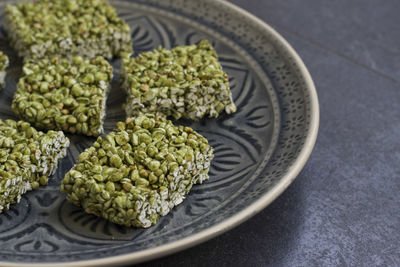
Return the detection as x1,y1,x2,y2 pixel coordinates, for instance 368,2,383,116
0,0,319,266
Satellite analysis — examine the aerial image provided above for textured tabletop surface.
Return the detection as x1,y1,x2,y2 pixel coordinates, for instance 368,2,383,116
136,0,400,266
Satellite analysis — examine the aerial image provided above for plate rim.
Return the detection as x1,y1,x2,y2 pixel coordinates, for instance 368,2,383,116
0,0,319,266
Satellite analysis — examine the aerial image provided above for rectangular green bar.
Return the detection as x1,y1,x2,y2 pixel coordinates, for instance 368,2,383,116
0,51,9,90
121,40,237,120
12,56,113,136
4,0,132,60
61,114,214,228
0,119,69,213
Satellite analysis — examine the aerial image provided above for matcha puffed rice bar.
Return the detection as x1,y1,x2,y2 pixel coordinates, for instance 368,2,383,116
121,40,237,120
0,51,9,90
4,0,132,60
60,114,214,228
0,119,69,213
12,56,113,136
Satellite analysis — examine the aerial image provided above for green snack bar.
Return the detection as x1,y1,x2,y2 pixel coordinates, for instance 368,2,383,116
12,56,113,136
4,0,132,60
60,114,214,228
0,119,69,213
121,40,237,120
0,51,9,90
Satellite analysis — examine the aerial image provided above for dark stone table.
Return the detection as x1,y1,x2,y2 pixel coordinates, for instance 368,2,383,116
137,1,400,266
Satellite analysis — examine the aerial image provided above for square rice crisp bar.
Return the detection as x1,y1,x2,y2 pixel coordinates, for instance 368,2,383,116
4,0,132,60
12,56,112,136
121,40,237,120
60,114,214,228
0,51,9,90
0,119,69,213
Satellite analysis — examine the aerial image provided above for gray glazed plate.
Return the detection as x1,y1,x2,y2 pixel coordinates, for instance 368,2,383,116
0,0,319,266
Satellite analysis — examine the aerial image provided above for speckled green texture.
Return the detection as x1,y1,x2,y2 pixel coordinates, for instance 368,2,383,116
60,114,214,228
0,119,69,213
121,40,237,120
0,51,9,71
4,0,132,60
12,56,113,136
0,51,9,90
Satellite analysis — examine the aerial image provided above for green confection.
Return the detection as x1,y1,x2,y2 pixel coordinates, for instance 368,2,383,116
0,119,69,213
0,51,9,90
12,56,113,136
4,0,132,60
60,114,214,228
121,40,237,120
